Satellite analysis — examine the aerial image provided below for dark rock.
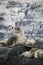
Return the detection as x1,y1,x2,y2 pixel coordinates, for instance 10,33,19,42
0,47,12,65
0,45,31,65
0,45,43,65
18,57,43,65
6,45,32,65
6,45,43,65
8,44,31,56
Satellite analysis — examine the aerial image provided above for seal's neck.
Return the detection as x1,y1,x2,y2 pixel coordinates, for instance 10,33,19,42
19,29,25,36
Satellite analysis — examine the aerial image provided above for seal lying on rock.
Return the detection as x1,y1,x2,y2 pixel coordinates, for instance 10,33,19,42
14,25,36,46
0,38,9,47
0,25,25,47
21,48,43,59
7,25,25,46
0,34,18,46
35,37,43,45
12,25,25,45
34,49,43,59
21,48,38,58
25,39,36,46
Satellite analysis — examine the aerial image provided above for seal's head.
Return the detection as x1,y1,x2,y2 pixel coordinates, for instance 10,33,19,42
15,24,21,33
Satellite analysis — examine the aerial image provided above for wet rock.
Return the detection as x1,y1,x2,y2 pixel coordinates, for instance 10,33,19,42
6,45,43,65
0,45,43,65
0,44,31,65
9,45,31,55
6,45,32,65
0,47,12,65
18,57,43,65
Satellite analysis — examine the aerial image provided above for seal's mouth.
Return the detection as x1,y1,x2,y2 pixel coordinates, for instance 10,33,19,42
15,30,19,33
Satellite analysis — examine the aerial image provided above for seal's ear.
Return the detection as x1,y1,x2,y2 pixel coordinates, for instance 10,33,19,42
15,24,20,30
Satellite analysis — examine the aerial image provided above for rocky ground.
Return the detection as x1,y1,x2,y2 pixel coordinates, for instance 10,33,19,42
0,44,43,65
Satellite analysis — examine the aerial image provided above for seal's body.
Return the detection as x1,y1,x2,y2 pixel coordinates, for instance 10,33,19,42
21,48,38,58
14,25,25,45
25,39,36,46
35,37,43,44
34,49,43,59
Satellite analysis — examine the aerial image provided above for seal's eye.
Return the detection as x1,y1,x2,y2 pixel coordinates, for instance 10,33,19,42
17,27,20,30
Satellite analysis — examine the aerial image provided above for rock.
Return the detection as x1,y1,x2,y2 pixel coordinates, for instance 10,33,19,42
0,47,12,65
6,44,32,65
0,45,43,65
18,57,43,65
